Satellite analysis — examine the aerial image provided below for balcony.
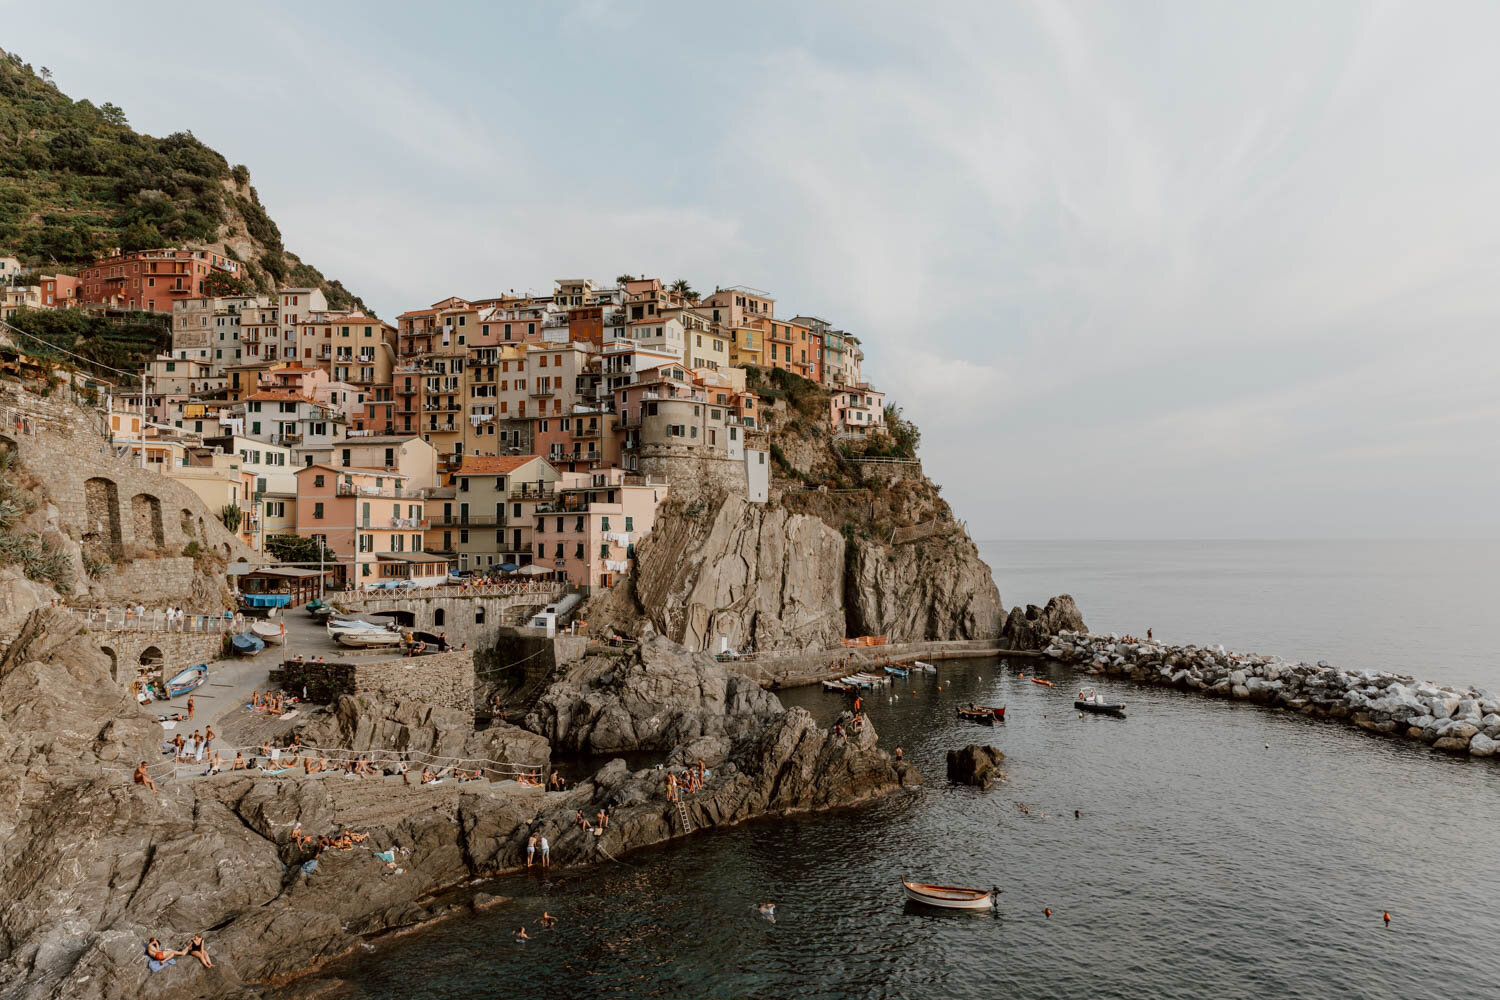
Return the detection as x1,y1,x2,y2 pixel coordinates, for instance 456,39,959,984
571,424,603,438
338,483,426,499
427,423,458,434
529,385,556,398
429,512,504,527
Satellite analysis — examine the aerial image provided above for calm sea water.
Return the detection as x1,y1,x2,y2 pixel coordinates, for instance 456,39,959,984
295,541,1500,999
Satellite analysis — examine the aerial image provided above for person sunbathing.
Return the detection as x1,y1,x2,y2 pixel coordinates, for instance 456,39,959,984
133,762,157,794
420,767,437,784
399,761,411,785
354,756,376,777
146,937,183,963
231,752,245,771
304,756,322,775
251,690,263,711
206,752,225,775
344,829,369,843
183,933,213,969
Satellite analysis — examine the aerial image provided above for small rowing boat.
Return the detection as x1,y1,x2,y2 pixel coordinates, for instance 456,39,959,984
956,706,995,724
251,620,287,645
1075,687,1126,716
335,628,403,648
973,704,1006,721
163,664,208,699
913,660,936,672
901,878,995,910
884,664,909,678
306,599,333,618
1030,677,1055,688
231,632,266,656
822,679,851,693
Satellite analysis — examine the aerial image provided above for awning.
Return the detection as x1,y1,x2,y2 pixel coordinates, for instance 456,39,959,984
516,563,554,576
498,562,520,572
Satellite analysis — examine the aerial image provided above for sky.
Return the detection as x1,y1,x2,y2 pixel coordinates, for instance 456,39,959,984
6,1,1499,539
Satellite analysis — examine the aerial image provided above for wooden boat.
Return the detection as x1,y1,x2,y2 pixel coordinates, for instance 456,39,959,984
163,664,208,699
1075,687,1126,716
251,621,287,645
822,679,851,693
973,704,1006,721
306,599,333,618
335,628,403,648
326,618,390,636
956,706,995,724
231,632,266,656
884,664,910,678
1030,677,1055,688
901,878,995,910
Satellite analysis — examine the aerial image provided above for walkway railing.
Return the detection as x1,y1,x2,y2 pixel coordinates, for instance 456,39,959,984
73,609,235,634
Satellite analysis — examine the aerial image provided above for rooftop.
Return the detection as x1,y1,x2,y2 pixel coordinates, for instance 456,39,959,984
456,455,544,475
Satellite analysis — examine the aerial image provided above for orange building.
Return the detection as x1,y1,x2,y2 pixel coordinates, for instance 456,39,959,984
78,248,241,313
39,274,80,308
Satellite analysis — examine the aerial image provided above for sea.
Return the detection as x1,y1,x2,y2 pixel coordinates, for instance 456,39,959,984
291,540,1500,999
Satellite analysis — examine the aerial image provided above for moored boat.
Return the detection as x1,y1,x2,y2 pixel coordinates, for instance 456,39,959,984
901,878,995,910
822,679,851,693
956,705,995,724
162,664,208,699
913,660,936,672
231,632,266,656
1075,687,1126,716
306,599,333,618
238,593,291,618
251,621,287,645
884,664,910,678
973,704,1006,720
1030,676,1055,688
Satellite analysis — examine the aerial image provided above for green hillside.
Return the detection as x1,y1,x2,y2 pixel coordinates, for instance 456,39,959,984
0,48,366,312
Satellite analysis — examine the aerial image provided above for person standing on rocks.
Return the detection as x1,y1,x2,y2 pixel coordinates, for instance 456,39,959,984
540,835,551,869
133,762,157,794
527,833,538,868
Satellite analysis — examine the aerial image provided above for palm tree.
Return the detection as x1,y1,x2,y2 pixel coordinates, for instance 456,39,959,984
670,278,695,299
616,274,637,285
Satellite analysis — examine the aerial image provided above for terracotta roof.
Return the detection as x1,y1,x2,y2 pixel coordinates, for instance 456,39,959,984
245,390,320,404
456,455,543,475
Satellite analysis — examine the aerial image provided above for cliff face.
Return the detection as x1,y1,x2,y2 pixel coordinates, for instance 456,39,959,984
845,529,1005,642
612,392,1005,651
631,494,848,652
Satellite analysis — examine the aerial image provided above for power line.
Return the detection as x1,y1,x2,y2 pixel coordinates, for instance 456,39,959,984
0,315,140,380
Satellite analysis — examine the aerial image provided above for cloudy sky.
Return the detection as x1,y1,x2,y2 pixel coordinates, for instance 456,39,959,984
8,1,1498,538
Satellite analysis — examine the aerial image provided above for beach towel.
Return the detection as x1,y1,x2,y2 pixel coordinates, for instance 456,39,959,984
160,720,177,731
372,849,396,863
261,767,289,776
299,859,318,876
145,945,176,973
279,709,299,720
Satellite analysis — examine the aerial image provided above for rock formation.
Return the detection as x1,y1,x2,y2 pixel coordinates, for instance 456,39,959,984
1001,595,1086,651
945,744,1006,790
844,532,1004,642
631,494,848,652
1047,631,1500,759
0,609,913,997
525,635,783,753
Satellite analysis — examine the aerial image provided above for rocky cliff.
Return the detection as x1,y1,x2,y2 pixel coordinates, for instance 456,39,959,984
0,610,913,998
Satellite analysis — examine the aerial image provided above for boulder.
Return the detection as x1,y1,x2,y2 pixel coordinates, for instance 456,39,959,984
1001,595,1086,651
1468,733,1499,758
1432,736,1472,754
945,745,1006,790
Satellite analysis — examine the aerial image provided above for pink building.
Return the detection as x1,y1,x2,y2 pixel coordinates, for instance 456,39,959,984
530,468,668,590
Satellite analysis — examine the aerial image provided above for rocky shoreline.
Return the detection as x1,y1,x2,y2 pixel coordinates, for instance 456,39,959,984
1045,631,1500,757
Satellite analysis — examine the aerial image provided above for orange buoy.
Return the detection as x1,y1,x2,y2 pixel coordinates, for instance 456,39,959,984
1044,907,1052,918
1383,911,1391,926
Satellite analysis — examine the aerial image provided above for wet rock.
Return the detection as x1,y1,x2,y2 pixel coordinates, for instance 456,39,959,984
1468,733,1499,758
1001,595,1086,651
1432,736,1472,754
945,745,1005,790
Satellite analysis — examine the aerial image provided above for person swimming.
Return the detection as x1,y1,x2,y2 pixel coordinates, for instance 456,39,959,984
515,926,529,941
758,902,776,918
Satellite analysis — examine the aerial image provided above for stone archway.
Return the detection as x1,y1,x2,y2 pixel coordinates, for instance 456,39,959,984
101,646,118,684
139,645,163,668
131,493,164,548
434,608,445,627
84,477,122,556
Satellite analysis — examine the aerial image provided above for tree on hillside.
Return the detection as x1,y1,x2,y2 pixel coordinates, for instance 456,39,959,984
119,220,164,252
616,274,637,285
265,533,335,566
883,403,921,458
202,270,253,297
99,102,127,127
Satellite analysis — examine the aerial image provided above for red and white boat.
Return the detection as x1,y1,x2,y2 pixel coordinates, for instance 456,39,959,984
901,878,995,910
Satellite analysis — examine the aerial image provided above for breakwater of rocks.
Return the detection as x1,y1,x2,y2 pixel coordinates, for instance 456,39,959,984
1044,631,1500,758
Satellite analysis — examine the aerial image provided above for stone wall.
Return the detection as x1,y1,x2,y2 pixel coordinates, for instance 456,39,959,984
273,649,475,713
636,445,747,502
94,630,227,686
332,588,564,648
88,557,201,606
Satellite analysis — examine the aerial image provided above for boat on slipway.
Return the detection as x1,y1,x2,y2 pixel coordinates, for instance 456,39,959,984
251,621,287,645
161,664,208,699
334,628,404,649
231,633,266,657
901,879,996,910
884,664,910,679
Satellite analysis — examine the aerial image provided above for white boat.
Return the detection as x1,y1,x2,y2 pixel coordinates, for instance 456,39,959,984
913,660,936,672
902,878,995,910
334,628,404,648
822,679,851,692
251,621,287,645
326,618,392,637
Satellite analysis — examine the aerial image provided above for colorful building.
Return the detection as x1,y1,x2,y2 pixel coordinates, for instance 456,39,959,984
293,465,429,590
78,248,240,313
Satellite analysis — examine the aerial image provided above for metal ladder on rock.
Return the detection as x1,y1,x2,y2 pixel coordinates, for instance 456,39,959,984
674,796,693,834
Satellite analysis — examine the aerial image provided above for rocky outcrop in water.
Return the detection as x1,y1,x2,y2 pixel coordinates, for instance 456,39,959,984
1001,595,1086,651
1047,631,1500,758
524,634,783,753
946,744,1005,790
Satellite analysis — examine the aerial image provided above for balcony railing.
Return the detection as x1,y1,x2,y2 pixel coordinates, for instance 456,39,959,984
430,513,505,527
337,483,427,499
529,387,555,398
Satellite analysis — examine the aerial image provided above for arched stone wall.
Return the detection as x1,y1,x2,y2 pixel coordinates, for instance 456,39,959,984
131,493,165,549
83,477,122,555
101,645,118,683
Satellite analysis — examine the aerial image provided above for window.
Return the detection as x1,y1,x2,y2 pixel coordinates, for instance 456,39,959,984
554,542,563,558
575,542,584,559
625,516,634,531
314,474,324,487
435,608,445,626
475,606,485,624
600,543,610,558
601,516,610,531
313,502,324,519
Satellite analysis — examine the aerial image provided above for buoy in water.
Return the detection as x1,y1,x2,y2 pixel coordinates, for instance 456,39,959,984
1044,907,1052,919
1383,911,1391,926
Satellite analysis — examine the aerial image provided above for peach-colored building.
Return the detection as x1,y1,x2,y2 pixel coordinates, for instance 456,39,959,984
39,274,80,308
829,384,886,437
530,468,668,590
293,465,429,590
